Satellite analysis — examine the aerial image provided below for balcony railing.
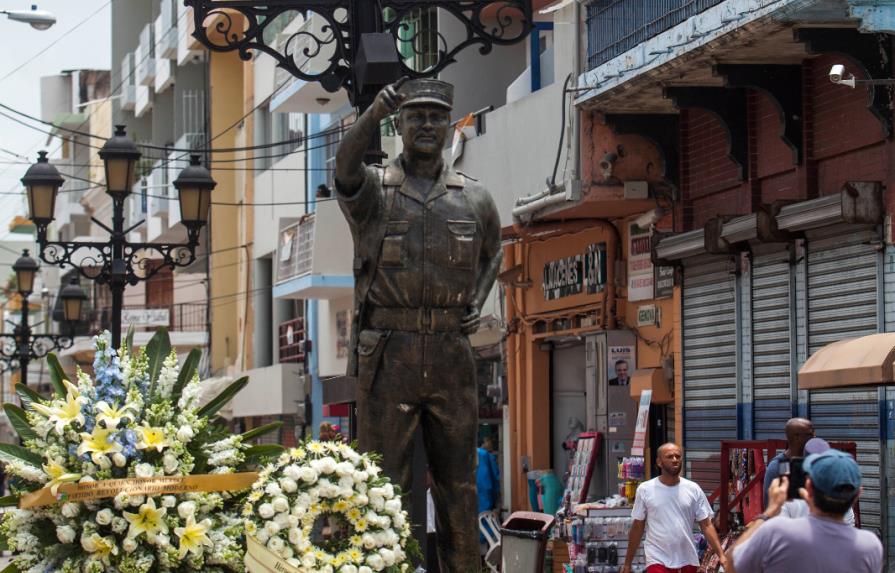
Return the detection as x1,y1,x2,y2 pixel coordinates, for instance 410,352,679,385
586,0,726,70
279,317,307,364
92,303,208,333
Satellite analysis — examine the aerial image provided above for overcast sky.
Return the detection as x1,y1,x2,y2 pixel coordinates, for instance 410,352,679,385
0,0,111,237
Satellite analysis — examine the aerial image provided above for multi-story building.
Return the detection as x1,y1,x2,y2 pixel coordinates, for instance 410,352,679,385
571,0,895,561
91,0,210,360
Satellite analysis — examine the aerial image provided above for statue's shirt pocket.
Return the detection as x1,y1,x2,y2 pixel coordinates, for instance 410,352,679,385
381,220,410,268
447,220,476,269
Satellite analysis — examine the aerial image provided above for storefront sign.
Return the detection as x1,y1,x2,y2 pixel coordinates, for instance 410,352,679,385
542,243,606,301
655,265,674,299
121,308,169,327
637,305,659,327
542,254,582,300
584,243,607,295
631,389,652,456
628,222,654,302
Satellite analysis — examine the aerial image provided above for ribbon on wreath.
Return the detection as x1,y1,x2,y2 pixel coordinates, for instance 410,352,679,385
19,472,259,509
246,535,303,573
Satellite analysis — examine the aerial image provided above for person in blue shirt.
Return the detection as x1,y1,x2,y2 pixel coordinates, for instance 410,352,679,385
477,436,501,515
763,418,814,508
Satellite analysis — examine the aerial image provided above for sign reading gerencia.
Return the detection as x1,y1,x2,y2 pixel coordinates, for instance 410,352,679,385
542,243,607,301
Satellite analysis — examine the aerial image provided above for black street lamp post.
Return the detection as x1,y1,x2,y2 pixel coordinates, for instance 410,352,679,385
23,127,217,350
0,251,87,387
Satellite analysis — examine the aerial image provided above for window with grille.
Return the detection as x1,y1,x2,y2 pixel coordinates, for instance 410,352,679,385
385,7,438,73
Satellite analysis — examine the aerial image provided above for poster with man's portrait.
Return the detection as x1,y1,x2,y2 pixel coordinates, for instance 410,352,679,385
609,346,634,387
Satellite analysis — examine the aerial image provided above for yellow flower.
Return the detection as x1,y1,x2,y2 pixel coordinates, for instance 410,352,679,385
136,423,168,453
333,500,350,512
43,460,81,495
174,515,213,559
88,534,118,565
248,490,263,502
355,518,368,532
123,497,169,540
348,548,363,563
332,553,346,567
347,508,362,522
95,401,135,429
245,521,257,535
31,387,86,435
290,447,306,460
308,442,325,455
77,426,124,463
349,535,362,548
314,549,326,562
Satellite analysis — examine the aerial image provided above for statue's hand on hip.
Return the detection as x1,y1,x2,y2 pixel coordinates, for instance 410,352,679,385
461,306,481,335
370,77,409,122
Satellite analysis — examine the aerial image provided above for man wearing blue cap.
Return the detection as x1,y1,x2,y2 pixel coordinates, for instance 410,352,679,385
727,449,882,572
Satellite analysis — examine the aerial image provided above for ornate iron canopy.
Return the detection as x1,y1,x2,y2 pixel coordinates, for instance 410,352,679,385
183,0,534,103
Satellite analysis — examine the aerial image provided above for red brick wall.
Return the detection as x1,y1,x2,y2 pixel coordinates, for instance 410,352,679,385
677,54,890,228
681,109,742,198
809,55,885,163
580,54,894,233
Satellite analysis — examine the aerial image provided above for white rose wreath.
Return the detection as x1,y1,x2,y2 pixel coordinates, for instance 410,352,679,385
242,440,416,573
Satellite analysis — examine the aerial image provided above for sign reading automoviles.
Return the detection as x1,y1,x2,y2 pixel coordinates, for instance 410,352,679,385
542,243,607,301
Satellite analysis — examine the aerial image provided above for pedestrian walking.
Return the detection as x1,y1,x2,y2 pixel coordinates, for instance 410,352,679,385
622,443,729,573
727,450,882,573
762,417,814,507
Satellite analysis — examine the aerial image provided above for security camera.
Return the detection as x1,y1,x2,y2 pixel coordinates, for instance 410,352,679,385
599,152,618,171
829,64,844,83
829,64,856,88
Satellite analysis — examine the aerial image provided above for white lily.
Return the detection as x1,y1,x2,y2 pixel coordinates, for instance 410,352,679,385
95,401,136,429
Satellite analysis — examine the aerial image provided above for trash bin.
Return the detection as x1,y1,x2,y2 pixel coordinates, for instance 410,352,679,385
501,511,555,573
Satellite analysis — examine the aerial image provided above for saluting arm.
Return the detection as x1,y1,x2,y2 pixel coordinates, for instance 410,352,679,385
335,79,407,195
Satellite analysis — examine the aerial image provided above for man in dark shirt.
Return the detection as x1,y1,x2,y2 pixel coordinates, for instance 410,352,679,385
763,418,814,508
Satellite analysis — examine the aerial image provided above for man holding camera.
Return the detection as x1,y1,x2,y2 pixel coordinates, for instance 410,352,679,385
727,450,882,573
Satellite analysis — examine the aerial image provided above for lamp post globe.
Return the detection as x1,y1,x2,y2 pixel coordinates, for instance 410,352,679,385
98,125,142,198
13,250,39,297
173,154,216,229
60,278,87,323
22,151,64,226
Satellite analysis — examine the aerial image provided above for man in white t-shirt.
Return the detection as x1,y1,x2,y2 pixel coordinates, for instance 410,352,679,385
622,443,728,573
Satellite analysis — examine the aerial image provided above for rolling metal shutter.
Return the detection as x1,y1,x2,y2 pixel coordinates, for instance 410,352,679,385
751,246,792,439
806,225,879,354
682,255,737,489
806,224,881,533
809,388,881,533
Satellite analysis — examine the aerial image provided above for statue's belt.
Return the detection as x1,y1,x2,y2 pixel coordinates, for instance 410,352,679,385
367,307,466,333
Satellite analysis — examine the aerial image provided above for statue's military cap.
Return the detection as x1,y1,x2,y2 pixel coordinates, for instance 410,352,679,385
398,79,453,110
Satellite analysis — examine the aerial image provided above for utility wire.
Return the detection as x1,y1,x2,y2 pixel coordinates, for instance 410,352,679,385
0,1,112,84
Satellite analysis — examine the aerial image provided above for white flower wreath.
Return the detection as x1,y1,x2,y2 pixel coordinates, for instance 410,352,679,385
242,440,415,573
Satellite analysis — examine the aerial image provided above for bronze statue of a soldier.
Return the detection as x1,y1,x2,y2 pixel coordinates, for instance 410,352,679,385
335,78,502,572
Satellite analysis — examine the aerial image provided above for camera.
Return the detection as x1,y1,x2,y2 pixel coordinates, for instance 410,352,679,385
829,64,845,84
829,64,856,88
778,458,806,500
